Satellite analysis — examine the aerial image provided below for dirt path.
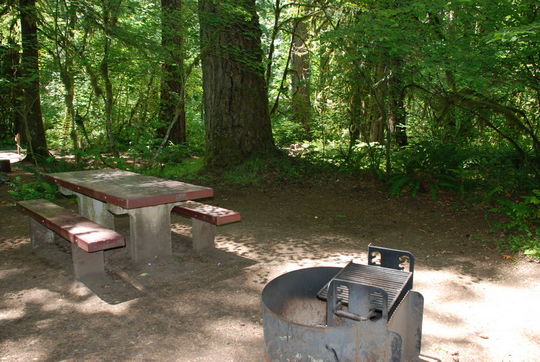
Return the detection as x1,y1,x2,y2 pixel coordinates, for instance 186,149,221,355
1,169,539,361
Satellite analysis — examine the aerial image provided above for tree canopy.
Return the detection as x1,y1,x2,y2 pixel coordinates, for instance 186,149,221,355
0,0,537,175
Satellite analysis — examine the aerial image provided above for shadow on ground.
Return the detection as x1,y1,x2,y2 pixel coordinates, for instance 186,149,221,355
1,170,539,360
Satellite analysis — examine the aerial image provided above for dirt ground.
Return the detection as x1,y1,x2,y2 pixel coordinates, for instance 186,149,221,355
1,165,539,361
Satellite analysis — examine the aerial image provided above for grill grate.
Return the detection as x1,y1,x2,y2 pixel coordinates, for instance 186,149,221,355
317,261,413,318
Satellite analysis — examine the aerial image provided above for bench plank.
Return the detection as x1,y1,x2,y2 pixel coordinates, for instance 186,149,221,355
17,199,125,252
172,201,241,226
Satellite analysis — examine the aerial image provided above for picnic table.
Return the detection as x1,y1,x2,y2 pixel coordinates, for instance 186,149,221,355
44,169,214,262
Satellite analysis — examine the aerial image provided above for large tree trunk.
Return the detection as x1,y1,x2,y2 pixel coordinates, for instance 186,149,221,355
291,17,312,138
0,37,22,138
19,0,48,159
199,0,276,168
160,0,186,144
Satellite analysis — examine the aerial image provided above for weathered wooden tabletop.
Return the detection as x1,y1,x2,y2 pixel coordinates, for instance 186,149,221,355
45,169,214,209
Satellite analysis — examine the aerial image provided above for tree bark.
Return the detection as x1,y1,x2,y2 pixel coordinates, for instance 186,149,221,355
53,0,80,156
0,37,22,138
160,0,186,144
199,0,277,168
101,0,117,156
291,16,312,137
19,0,48,159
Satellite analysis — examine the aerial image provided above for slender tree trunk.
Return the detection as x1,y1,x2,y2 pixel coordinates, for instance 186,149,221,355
291,16,312,138
101,0,118,156
316,46,331,115
388,58,407,146
199,0,277,168
160,0,186,144
265,0,281,86
348,81,362,153
55,1,80,157
19,0,48,159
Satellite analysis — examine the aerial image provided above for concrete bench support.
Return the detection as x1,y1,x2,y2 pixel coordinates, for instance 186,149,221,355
18,199,125,280
127,204,176,262
172,201,241,252
192,219,217,252
30,218,54,248
58,186,115,229
71,245,105,280
0,159,11,172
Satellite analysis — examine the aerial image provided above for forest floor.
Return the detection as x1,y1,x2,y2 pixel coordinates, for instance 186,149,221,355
1,163,539,361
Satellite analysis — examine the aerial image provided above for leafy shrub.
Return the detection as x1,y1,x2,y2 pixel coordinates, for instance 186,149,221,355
7,164,62,201
273,118,309,147
41,156,85,173
220,154,328,186
349,141,386,173
465,146,538,194
387,141,470,197
141,158,205,181
490,190,540,258
8,176,58,200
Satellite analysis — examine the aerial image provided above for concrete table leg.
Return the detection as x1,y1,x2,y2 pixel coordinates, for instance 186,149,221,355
192,219,216,252
77,194,114,229
30,219,54,248
71,244,105,280
127,204,174,262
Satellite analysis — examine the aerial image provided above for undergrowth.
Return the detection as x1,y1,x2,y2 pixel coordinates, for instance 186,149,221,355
8,164,59,201
7,140,538,259
489,190,540,259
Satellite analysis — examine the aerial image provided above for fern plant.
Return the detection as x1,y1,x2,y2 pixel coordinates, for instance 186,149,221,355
490,190,540,259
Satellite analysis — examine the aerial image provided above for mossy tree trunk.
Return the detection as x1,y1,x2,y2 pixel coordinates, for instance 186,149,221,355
291,16,312,138
199,0,277,168
19,0,48,160
160,0,186,144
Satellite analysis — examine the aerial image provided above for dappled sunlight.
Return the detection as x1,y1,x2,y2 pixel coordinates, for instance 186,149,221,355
66,281,139,315
0,266,30,281
415,268,540,360
0,305,25,322
46,169,214,207
216,233,366,265
3,176,539,360
0,236,30,251
1,335,51,361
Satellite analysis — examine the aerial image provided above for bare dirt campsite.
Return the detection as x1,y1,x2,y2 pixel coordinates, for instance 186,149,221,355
1,166,539,361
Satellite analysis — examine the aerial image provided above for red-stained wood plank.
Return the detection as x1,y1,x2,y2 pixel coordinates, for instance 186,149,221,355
44,169,214,209
17,199,125,252
172,201,241,226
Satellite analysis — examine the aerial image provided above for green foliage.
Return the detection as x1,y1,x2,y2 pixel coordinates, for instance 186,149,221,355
0,137,16,150
3,0,539,264
220,154,329,186
40,156,86,173
272,118,308,148
386,141,469,197
385,141,537,199
490,190,540,259
141,158,205,182
387,174,421,197
8,176,58,201
7,164,59,201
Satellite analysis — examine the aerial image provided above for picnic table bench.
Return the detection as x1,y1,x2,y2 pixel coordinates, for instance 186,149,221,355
44,169,214,262
17,199,125,280
172,201,241,252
